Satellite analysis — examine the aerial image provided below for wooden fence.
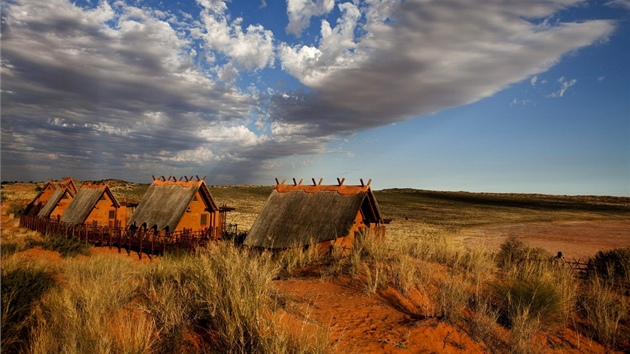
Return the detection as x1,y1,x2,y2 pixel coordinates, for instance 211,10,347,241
20,215,222,259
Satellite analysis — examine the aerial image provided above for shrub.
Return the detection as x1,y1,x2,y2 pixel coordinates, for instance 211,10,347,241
587,247,630,285
6,202,26,217
1,242,35,257
39,234,90,257
1,258,56,353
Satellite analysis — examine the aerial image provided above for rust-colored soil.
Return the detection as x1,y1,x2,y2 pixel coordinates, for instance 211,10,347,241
276,277,487,353
459,221,630,261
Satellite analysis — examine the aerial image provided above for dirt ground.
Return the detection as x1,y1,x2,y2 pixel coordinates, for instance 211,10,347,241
276,276,611,354
458,221,630,261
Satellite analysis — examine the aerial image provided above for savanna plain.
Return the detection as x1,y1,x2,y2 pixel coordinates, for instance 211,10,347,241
1,180,629,353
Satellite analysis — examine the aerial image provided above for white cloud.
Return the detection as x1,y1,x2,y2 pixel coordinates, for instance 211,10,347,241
547,76,577,97
530,76,538,86
605,0,630,10
197,4,275,71
279,2,365,86
286,0,335,37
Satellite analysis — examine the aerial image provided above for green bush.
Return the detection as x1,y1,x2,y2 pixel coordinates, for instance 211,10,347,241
1,259,56,353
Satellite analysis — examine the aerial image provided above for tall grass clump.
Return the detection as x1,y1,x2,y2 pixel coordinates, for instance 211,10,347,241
469,298,501,350
347,230,391,293
29,255,142,354
437,274,469,323
142,242,331,353
1,258,56,354
404,230,462,266
492,236,580,352
579,277,628,348
275,238,323,276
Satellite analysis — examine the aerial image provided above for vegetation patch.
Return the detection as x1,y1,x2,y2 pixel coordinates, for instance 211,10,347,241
1,258,56,353
587,247,630,285
39,234,91,257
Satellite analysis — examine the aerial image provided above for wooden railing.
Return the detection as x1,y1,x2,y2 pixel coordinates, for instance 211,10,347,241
20,215,222,259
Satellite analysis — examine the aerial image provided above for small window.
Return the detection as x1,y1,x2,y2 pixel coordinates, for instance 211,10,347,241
108,210,115,219
99,194,107,201
192,194,198,202
200,214,207,226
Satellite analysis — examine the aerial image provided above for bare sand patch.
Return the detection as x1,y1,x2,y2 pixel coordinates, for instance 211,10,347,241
459,220,630,261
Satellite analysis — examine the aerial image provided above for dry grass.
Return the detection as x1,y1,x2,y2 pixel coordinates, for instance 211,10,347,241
580,277,628,347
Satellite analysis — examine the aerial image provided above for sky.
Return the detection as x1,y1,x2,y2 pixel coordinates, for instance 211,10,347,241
1,0,629,196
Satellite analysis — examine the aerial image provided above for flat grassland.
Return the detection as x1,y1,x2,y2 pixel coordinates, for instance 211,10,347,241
1,181,629,353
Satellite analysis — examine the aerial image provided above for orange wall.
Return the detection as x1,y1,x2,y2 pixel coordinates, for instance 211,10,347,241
49,194,73,220
84,193,118,226
318,211,385,255
174,190,221,232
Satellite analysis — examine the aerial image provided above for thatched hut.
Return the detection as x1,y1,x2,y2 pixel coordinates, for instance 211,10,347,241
37,187,75,220
61,183,120,226
244,178,386,253
126,176,225,237
24,177,77,216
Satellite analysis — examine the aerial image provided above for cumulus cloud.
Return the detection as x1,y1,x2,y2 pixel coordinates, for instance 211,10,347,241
196,1,275,72
286,0,335,37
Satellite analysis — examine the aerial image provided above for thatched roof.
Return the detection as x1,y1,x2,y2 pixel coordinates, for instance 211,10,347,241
25,177,77,215
244,183,383,249
127,180,218,232
61,184,118,225
37,188,72,218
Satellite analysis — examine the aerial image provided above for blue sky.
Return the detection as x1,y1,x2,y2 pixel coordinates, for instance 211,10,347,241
1,0,629,196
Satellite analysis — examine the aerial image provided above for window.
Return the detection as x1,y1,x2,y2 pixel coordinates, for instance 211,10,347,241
108,210,115,219
200,214,207,226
